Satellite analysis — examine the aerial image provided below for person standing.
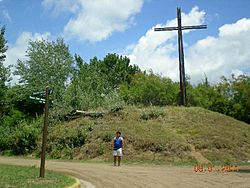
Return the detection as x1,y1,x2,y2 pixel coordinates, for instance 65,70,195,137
112,131,124,166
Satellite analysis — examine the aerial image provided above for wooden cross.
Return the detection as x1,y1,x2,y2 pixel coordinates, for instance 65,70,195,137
154,7,207,106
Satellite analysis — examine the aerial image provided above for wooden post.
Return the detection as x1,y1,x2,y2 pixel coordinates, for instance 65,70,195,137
177,7,186,105
39,87,49,178
177,8,184,105
154,7,207,106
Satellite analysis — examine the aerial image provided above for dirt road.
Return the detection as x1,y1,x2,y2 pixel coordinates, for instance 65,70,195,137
0,157,249,188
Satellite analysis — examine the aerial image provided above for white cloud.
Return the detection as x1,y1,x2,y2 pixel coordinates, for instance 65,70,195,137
43,0,144,42
125,7,250,84
42,0,80,15
4,32,51,84
187,18,250,83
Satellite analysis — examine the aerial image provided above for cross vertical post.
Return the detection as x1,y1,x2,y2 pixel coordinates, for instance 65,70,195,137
154,7,207,106
177,7,186,105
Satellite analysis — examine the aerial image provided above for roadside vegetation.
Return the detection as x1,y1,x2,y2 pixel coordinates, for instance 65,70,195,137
0,164,76,188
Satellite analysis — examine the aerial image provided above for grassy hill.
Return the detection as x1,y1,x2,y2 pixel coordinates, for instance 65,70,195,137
44,106,250,165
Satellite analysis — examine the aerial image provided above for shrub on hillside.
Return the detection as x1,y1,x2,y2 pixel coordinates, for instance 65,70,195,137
0,109,42,155
100,132,113,143
2,109,25,127
119,73,179,106
12,121,40,155
140,108,165,120
0,126,12,152
0,118,41,155
48,124,88,158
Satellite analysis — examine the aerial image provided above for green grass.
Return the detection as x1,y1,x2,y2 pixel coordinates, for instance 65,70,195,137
0,164,76,188
43,106,250,165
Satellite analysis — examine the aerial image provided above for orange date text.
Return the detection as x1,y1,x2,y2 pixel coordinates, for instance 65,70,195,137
194,164,239,173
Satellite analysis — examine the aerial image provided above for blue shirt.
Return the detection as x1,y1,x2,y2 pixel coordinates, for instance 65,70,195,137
113,136,123,150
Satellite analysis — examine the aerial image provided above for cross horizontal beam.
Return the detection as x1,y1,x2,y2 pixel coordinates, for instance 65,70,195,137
154,24,207,31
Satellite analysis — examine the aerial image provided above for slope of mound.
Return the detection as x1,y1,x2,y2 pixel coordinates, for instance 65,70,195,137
47,106,250,164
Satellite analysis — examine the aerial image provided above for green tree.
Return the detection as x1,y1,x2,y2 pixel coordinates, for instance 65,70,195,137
230,75,250,123
15,38,74,102
0,26,8,75
0,26,9,121
5,85,45,117
66,53,140,110
119,72,179,106
67,55,110,110
188,76,215,108
191,74,250,123
216,75,250,123
101,53,140,89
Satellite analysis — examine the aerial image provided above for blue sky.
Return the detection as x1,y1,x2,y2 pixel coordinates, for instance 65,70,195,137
1,0,250,84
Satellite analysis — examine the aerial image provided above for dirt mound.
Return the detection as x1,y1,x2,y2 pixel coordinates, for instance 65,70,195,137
45,106,250,164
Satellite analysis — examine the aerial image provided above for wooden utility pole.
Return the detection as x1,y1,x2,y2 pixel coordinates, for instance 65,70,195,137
154,7,207,105
39,87,49,178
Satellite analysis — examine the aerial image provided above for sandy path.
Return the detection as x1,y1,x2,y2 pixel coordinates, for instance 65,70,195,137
0,157,249,188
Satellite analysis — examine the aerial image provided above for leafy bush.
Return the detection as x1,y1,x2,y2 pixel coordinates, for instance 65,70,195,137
13,119,41,155
97,143,105,155
12,122,40,155
0,126,12,151
100,132,113,142
120,73,179,106
0,118,41,155
190,75,250,123
48,124,88,158
2,109,25,127
140,108,165,120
